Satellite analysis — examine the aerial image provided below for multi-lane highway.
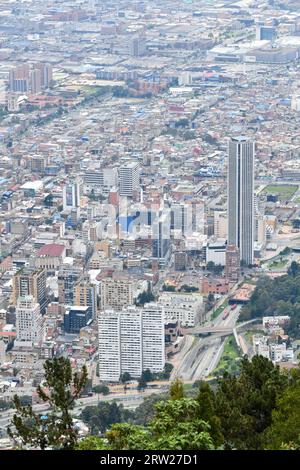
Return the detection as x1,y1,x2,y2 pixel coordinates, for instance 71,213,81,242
171,306,242,381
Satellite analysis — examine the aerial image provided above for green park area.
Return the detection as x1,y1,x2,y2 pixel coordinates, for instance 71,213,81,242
268,259,288,270
264,184,298,201
213,336,241,377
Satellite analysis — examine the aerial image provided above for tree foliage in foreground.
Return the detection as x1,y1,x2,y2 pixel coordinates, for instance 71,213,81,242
78,397,215,450
8,357,87,450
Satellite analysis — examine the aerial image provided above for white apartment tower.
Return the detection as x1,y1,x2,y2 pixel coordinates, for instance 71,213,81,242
142,303,165,373
98,303,165,382
120,307,143,378
98,311,121,382
16,296,43,344
119,162,140,198
228,136,255,265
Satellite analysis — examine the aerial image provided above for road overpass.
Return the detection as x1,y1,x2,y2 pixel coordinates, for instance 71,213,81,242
190,318,260,337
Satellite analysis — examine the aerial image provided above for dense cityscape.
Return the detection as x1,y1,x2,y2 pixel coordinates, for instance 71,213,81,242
0,0,300,453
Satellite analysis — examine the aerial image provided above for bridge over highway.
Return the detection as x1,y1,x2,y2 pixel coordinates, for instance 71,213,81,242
190,318,260,337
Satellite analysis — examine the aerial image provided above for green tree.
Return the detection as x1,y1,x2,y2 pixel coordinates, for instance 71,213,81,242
8,358,87,450
120,372,132,384
214,356,288,449
288,261,300,278
169,378,184,400
76,435,107,450
162,284,176,292
81,401,133,435
206,261,215,271
135,290,155,306
92,385,110,395
79,398,215,450
197,382,223,446
137,376,147,391
264,384,300,449
132,393,168,425
141,369,154,382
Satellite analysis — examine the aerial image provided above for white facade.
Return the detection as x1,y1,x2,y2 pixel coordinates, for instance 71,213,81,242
120,307,143,378
85,168,118,191
98,303,165,382
119,162,140,197
16,296,43,344
178,72,192,86
206,238,227,266
255,216,266,246
291,95,300,112
142,303,165,373
98,311,121,382
158,293,203,327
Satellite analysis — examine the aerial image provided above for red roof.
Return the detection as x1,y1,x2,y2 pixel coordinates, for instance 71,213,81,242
36,244,65,257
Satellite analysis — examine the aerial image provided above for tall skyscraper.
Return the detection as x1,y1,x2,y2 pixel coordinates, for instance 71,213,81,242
9,65,30,93
16,296,43,343
228,136,255,265
63,178,82,212
30,68,42,94
130,36,147,57
119,162,140,198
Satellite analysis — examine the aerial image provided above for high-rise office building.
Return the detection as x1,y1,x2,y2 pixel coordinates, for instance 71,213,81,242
12,267,47,313
30,68,42,94
63,179,82,212
98,303,165,382
58,266,83,307
228,136,255,265
152,210,171,260
130,36,147,57
34,63,53,88
74,278,97,318
119,162,140,198
64,306,92,334
16,296,43,343
9,64,30,93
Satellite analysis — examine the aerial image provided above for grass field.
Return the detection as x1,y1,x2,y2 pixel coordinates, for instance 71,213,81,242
213,336,241,376
268,259,288,269
264,184,298,201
